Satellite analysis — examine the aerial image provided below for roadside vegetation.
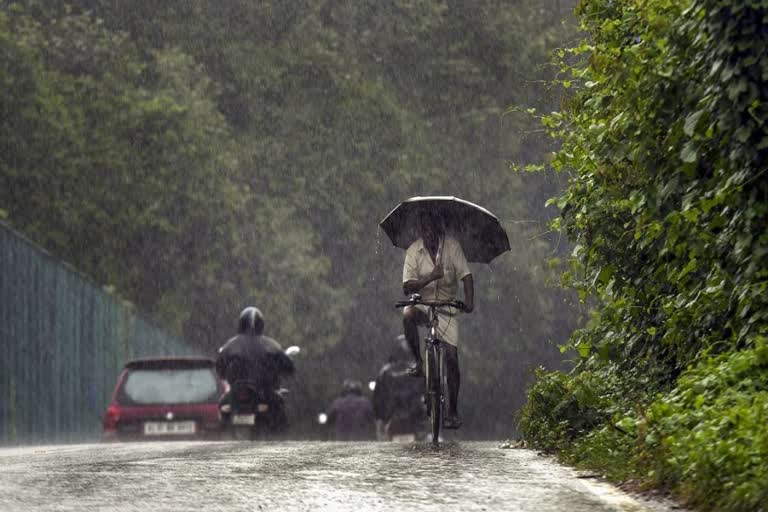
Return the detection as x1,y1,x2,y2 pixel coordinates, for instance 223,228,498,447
518,0,768,510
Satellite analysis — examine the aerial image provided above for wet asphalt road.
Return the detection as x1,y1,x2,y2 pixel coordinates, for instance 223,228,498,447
0,441,673,512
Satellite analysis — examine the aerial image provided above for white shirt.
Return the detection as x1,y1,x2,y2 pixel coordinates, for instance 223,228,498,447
402,235,471,346
402,235,471,301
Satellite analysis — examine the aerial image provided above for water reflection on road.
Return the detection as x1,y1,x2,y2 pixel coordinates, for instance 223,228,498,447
0,441,662,511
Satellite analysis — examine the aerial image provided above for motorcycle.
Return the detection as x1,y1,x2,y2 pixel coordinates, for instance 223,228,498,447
219,345,300,440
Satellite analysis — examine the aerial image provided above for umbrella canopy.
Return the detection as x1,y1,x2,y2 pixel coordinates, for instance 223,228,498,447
379,196,510,263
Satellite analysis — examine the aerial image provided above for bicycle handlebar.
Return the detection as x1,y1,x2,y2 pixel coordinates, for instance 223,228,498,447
394,295,465,311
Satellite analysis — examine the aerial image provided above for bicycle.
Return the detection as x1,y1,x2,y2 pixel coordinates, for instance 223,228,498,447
395,293,464,446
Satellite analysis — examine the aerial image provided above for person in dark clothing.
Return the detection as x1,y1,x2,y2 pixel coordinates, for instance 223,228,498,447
373,335,426,440
216,307,295,429
326,379,375,441
216,306,294,387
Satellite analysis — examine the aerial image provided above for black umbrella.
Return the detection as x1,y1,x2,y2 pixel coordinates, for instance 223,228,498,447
379,196,510,263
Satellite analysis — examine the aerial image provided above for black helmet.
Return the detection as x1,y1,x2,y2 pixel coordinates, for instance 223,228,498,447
238,306,264,336
342,379,363,395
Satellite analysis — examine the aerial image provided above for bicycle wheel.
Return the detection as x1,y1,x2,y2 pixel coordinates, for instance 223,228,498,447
427,344,441,445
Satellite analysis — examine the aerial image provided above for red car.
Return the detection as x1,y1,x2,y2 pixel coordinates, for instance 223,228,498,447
102,357,227,441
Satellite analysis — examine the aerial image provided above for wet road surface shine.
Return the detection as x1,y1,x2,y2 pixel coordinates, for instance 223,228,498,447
0,441,656,511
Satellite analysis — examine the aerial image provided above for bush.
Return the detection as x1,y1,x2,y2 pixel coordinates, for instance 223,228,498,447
518,363,641,480
518,0,768,508
518,369,573,451
642,338,768,511
519,361,644,451
521,339,768,511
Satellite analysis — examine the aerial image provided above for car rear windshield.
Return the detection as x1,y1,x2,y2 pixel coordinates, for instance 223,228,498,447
119,368,219,405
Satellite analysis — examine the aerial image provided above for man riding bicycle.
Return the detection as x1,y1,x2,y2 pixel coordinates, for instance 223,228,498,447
401,210,473,429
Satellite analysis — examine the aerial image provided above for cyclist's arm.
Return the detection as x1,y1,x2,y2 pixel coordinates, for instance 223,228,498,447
402,243,442,295
452,238,473,312
462,274,474,313
403,273,440,295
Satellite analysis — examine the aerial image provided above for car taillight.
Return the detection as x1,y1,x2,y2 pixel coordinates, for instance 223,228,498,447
103,404,120,431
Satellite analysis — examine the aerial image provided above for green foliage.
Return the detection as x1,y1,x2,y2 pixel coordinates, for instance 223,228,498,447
643,338,768,510
519,0,768,508
547,0,768,371
0,3,352,353
518,369,573,451
519,360,652,454
523,340,768,511
1,1,578,436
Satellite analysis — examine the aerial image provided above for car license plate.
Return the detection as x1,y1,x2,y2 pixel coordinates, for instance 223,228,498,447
144,421,196,435
257,403,269,413
232,414,255,425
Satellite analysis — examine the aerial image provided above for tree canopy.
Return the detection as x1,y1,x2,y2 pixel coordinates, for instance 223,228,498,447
1,0,577,437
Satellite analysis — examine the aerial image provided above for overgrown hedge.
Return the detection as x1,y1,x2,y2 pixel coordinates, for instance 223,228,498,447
521,343,768,509
519,0,768,510
643,339,768,510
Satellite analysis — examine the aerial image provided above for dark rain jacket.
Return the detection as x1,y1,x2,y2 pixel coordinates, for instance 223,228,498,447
327,392,375,441
215,334,294,390
373,361,425,423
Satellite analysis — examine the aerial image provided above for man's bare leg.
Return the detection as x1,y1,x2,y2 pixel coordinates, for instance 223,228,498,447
403,306,428,376
444,344,461,428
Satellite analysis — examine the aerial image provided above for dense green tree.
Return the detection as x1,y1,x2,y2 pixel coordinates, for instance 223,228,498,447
2,0,578,437
519,0,768,506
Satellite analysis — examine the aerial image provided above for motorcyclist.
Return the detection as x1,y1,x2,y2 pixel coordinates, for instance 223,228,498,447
216,307,294,429
373,335,426,441
326,379,376,441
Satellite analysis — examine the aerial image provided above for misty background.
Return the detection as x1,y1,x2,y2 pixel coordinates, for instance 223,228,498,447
0,0,579,439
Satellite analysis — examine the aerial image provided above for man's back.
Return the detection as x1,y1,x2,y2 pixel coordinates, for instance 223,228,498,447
216,334,294,389
374,361,424,422
328,393,375,441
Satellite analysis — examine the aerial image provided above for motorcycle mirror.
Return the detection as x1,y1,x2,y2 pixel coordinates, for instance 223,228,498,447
285,346,301,357
368,381,376,391
318,413,328,425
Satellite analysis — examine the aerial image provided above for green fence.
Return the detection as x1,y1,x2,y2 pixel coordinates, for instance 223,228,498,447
0,223,196,444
